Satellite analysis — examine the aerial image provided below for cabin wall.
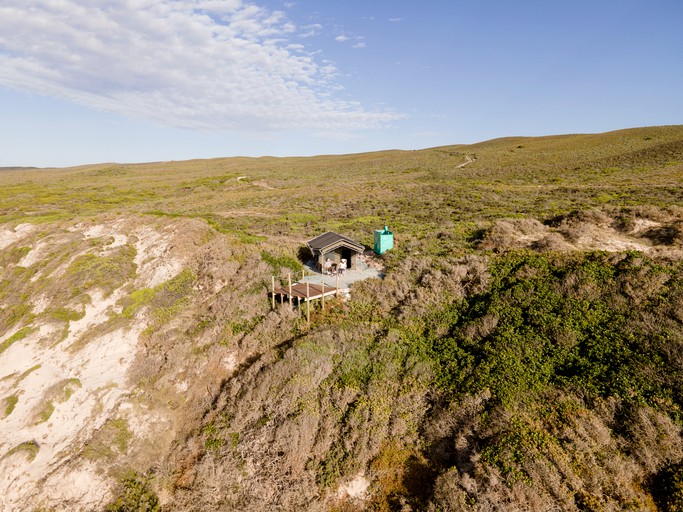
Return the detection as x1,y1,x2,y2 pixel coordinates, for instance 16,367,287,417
316,248,359,270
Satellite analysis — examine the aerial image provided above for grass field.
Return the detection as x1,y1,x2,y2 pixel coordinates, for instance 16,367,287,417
2,125,682,248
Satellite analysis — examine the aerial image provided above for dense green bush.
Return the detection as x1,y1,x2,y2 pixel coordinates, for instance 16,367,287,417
422,251,683,419
105,472,160,512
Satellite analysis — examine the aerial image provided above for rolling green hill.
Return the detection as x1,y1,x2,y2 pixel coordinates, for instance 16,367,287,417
1,125,683,510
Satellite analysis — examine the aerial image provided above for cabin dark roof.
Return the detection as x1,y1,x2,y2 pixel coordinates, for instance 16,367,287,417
307,231,364,254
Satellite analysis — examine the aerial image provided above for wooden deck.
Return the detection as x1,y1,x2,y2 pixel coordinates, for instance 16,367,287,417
273,282,338,301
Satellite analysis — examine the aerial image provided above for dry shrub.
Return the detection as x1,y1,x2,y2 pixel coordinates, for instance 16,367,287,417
622,406,683,474
479,218,549,251
327,499,359,512
127,353,165,387
429,468,474,512
168,326,346,510
422,391,677,511
530,232,574,252
368,442,435,511
473,206,683,257
641,223,683,246
193,244,243,294
615,259,673,305
547,208,613,243
461,313,498,342
429,463,560,512
399,256,488,320
611,205,683,245
627,204,681,224
423,391,491,471
556,221,598,244
650,246,683,261
167,290,442,511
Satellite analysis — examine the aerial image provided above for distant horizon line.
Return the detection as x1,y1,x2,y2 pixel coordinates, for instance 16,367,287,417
2,123,680,170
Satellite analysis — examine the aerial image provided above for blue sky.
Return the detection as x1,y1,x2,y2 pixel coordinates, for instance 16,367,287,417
0,0,681,167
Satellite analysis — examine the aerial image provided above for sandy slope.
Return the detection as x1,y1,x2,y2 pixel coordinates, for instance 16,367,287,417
0,219,188,511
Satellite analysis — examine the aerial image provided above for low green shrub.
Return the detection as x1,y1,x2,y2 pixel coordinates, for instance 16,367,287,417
481,416,551,484
3,395,18,417
0,325,34,355
105,472,160,512
35,401,55,424
83,418,133,461
3,441,39,462
49,307,86,322
65,244,137,296
261,250,303,273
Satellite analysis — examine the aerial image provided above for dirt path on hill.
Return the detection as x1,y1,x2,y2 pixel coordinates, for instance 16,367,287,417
456,154,475,168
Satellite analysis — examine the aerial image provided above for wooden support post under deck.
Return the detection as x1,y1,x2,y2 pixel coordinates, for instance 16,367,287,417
306,282,310,325
271,276,275,310
288,273,292,308
321,280,325,310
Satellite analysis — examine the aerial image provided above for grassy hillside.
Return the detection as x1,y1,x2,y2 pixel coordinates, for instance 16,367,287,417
1,125,683,510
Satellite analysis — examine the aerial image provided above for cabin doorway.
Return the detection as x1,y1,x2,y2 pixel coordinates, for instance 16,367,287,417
341,248,353,269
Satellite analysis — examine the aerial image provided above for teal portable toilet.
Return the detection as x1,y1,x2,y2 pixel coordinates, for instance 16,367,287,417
374,226,393,255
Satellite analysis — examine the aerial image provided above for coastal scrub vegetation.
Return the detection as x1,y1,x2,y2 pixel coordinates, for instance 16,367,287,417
2,125,683,510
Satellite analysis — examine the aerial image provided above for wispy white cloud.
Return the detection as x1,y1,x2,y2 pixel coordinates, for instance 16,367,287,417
0,1,401,130
336,34,365,49
389,17,402,23
353,38,367,49
299,23,322,38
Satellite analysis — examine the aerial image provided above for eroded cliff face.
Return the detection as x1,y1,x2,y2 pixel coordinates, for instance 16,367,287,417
0,216,264,511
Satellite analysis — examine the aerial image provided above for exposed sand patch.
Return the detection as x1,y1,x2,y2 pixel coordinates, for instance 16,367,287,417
108,234,128,249
455,154,476,168
480,213,678,254
81,225,109,239
574,228,651,252
17,243,41,268
133,225,183,288
17,237,64,282
223,352,238,373
336,472,370,500
630,218,662,234
0,219,196,510
0,217,212,510
38,462,112,510
81,222,128,254
0,314,143,510
252,180,274,189
0,223,35,251
63,289,123,349
216,210,269,217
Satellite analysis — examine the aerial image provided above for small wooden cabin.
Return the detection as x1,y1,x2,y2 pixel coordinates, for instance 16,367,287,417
307,232,365,271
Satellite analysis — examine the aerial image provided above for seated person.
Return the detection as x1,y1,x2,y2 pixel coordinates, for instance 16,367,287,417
338,258,347,275
323,258,333,274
